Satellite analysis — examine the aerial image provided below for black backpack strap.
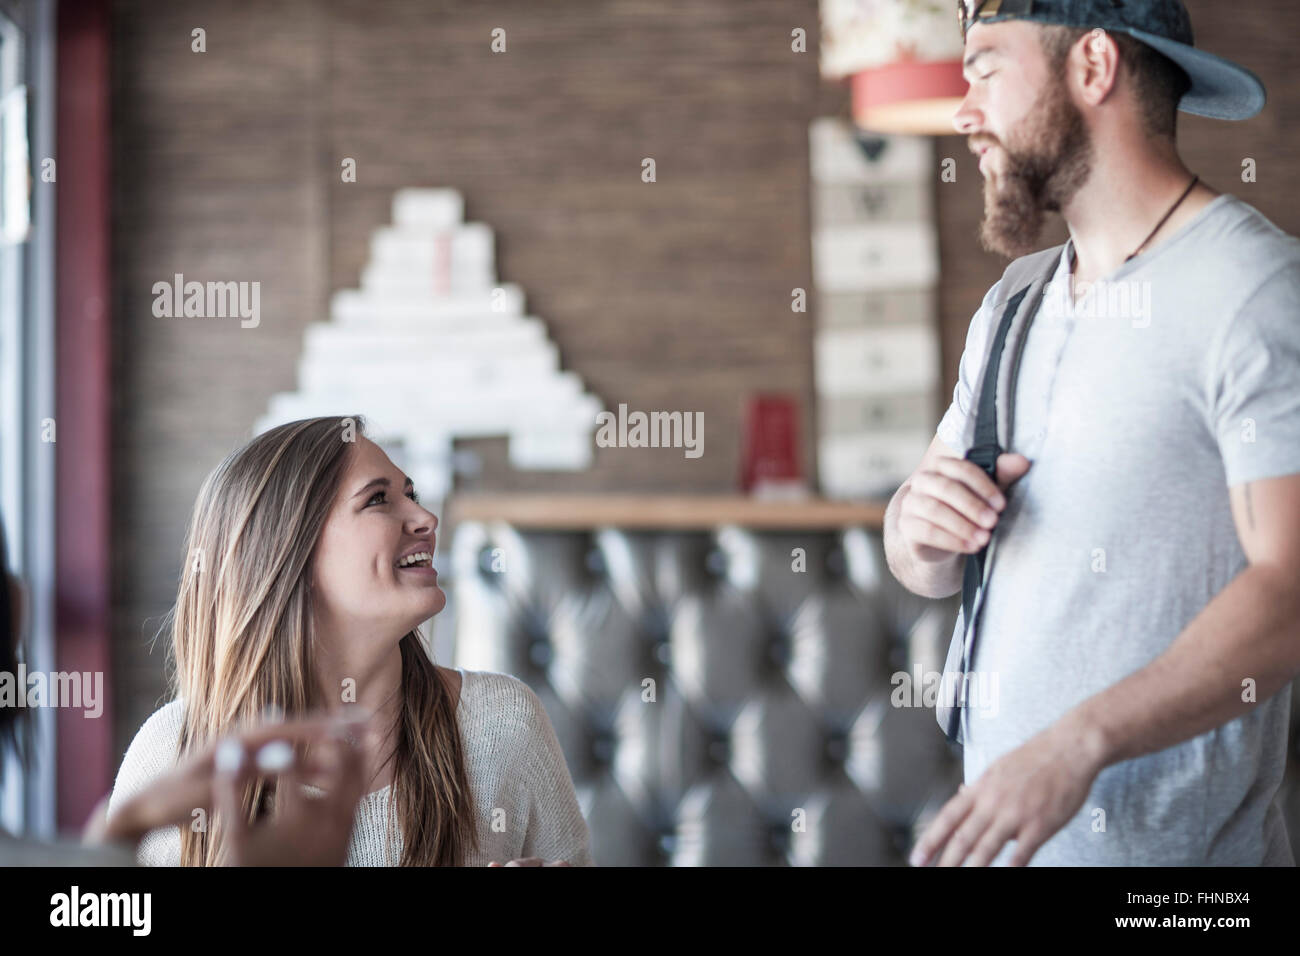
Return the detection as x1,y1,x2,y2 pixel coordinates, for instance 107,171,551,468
939,244,1066,745
957,284,1030,644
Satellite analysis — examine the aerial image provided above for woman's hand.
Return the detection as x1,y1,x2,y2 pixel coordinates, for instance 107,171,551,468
487,857,572,867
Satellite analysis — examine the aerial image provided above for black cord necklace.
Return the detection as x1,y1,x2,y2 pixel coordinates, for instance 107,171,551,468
1124,174,1199,263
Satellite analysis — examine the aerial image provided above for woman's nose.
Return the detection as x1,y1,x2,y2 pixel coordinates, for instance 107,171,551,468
410,509,438,534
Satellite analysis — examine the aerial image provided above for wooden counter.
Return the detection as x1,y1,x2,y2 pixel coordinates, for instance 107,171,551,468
445,494,891,531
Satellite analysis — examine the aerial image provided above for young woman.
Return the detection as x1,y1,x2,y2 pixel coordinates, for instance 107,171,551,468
109,415,592,866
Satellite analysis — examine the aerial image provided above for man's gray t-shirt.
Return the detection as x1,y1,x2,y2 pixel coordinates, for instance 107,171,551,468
936,194,1300,865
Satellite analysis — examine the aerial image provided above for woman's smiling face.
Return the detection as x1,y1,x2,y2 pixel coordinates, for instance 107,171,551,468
309,436,444,641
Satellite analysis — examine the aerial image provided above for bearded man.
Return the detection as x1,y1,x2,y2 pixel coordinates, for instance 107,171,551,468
883,1,1300,866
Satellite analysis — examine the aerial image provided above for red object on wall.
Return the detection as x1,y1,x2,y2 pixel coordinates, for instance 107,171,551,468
850,57,968,135
55,0,113,831
739,395,806,497
850,58,968,110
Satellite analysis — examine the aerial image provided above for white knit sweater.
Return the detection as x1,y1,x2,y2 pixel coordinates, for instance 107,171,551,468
106,668,594,866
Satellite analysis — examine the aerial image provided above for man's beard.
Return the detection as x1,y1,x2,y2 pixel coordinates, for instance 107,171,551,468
976,75,1093,259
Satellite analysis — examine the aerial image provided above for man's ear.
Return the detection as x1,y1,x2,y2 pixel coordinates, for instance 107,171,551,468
1075,27,1121,108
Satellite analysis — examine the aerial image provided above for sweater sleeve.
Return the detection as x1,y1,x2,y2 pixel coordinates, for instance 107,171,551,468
106,700,185,866
510,684,595,867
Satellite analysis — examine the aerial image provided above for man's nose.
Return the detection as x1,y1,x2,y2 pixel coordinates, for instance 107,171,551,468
952,89,980,135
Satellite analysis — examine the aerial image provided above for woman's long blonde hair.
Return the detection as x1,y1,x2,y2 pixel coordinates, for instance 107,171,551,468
167,415,477,865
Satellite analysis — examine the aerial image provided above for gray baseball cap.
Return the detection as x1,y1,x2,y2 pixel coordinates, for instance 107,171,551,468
959,0,1266,120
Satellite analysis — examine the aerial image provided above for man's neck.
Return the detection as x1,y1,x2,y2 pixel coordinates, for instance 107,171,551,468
1062,151,1219,287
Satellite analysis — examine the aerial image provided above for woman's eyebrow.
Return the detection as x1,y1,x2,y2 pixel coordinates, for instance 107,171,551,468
351,474,414,499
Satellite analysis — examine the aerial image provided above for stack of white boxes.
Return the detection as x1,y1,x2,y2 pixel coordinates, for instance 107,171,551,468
255,188,603,505
809,118,941,500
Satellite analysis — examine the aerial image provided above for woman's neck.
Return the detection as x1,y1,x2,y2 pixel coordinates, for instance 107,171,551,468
315,641,402,712
313,638,405,793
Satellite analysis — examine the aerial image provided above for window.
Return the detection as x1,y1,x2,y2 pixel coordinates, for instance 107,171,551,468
0,0,55,838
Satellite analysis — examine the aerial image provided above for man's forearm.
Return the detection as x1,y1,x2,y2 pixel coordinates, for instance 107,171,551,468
1063,564,1300,771
883,482,965,599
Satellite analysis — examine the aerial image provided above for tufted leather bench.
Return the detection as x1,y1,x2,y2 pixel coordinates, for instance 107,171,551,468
447,500,1300,866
